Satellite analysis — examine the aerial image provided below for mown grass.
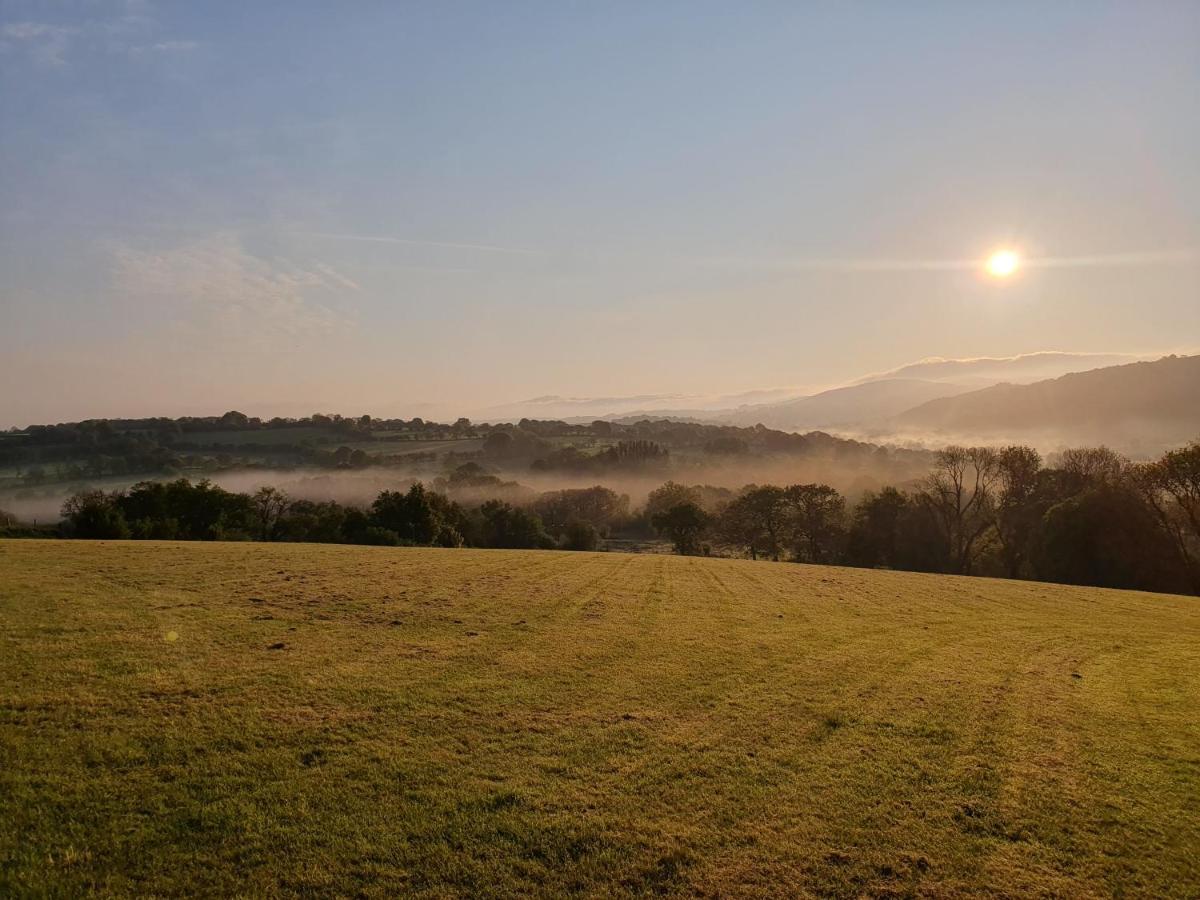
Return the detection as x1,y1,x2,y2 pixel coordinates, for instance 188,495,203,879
1,541,1197,897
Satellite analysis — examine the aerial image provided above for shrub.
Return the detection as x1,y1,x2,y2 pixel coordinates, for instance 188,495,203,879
560,520,600,551
360,526,401,546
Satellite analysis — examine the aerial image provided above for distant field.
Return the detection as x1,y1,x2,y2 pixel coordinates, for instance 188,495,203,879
341,437,486,456
172,427,338,446
1,543,1197,897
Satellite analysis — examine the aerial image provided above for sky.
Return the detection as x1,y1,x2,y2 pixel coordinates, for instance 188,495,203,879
2,0,1198,427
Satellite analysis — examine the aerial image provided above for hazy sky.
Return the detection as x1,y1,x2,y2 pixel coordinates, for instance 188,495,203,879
2,1,1198,426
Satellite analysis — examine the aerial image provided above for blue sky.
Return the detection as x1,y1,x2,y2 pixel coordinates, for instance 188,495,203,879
2,1,1198,425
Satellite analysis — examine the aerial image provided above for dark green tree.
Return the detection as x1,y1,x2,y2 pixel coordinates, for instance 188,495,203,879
62,490,130,539
477,500,553,549
783,483,846,564
651,502,710,555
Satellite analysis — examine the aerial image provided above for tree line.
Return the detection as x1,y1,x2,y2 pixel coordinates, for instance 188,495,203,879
37,440,1200,596
3,410,929,490
53,479,624,553
647,443,1200,595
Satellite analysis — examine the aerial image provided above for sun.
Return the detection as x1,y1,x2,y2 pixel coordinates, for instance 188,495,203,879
985,249,1020,278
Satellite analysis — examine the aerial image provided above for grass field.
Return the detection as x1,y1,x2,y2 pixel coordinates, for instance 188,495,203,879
172,427,338,447
1,542,1197,897
340,437,486,457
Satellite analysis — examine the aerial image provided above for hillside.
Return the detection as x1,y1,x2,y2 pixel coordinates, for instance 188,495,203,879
2,541,1197,897
895,354,1200,451
723,378,973,430
855,351,1143,387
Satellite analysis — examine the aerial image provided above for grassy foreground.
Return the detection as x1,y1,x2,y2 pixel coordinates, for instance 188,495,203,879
1,542,1197,897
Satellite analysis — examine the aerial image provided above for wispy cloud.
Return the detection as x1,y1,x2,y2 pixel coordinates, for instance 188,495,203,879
294,230,541,256
1026,250,1198,269
1,5,198,65
314,263,361,292
2,22,78,66
148,39,198,52
699,248,1198,274
112,235,357,351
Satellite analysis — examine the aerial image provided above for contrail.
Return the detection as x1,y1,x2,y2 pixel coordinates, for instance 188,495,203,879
294,230,541,256
702,249,1197,273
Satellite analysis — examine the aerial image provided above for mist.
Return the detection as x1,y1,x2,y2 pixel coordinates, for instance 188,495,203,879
0,445,935,526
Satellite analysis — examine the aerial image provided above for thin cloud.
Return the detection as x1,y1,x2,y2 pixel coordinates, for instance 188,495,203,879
701,249,1199,273
314,263,361,292
149,40,198,52
295,230,541,256
2,8,198,64
112,235,357,351
1028,250,1198,269
2,22,77,66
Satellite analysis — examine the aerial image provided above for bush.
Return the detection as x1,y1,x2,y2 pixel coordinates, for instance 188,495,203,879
477,500,554,549
62,490,130,539
436,525,464,548
360,526,401,546
560,520,600,551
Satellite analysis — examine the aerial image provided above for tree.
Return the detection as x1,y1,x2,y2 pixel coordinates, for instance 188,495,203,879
560,520,600,551
918,446,1000,574
117,478,253,541
250,486,290,541
1056,446,1127,493
277,499,351,543
651,502,710,555
1133,442,1200,593
360,525,401,546
370,483,465,545
600,440,668,468
846,488,910,568
644,481,702,521
477,500,553,549
993,445,1043,579
62,490,130,539
534,486,629,531
715,486,789,560
1037,483,1188,593
783,483,846,564
482,431,514,458
219,410,250,428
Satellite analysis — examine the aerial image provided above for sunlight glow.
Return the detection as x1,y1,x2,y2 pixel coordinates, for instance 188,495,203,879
986,249,1020,278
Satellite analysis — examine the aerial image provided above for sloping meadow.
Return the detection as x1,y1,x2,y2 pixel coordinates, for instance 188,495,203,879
1,541,1197,897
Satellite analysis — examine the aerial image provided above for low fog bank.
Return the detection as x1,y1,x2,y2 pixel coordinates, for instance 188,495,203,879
10,424,1190,527
0,450,932,525
0,469,423,525
827,420,1195,462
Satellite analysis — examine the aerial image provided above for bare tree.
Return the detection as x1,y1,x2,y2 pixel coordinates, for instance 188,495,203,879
251,486,290,542
1056,446,1127,493
919,446,1000,575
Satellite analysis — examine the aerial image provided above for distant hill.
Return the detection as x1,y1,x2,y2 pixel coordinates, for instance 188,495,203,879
856,350,1147,387
895,354,1200,452
473,387,802,424
693,352,1152,433
475,350,1175,432
723,378,973,430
